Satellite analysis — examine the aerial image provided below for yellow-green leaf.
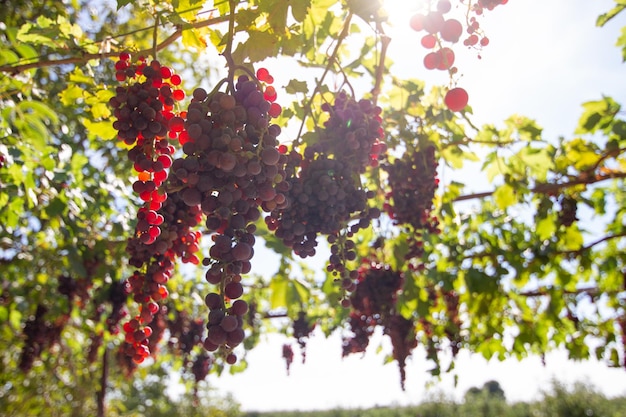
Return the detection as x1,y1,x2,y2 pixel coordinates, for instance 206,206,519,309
493,183,516,209
536,216,556,241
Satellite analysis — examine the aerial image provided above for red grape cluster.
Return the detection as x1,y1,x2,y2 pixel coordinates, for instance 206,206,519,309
166,70,289,362
342,261,404,355
409,0,508,111
266,93,384,301
109,53,210,363
384,314,418,390
350,261,404,318
110,53,185,244
383,145,439,263
120,191,202,363
342,260,417,389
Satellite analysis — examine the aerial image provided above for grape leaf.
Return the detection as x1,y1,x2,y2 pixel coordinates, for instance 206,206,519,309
596,1,626,27
116,0,134,9
493,183,516,209
536,216,556,241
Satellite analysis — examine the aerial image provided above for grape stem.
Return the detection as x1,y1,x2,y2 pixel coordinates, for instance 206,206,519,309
223,0,238,92
294,11,354,145
96,347,109,417
152,13,160,61
370,20,391,107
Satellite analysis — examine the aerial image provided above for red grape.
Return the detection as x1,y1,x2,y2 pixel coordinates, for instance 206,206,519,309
444,87,469,112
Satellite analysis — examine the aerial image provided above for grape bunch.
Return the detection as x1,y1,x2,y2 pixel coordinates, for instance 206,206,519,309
307,92,386,171
109,53,209,363
167,70,289,362
292,311,316,363
120,191,203,363
19,305,68,372
350,261,404,318
384,314,418,390
282,344,294,375
342,261,404,355
266,93,384,301
383,144,439,263
110,53,186,245
557,195,578,227
341,259,417,389
409,0,508,111
342,312,376,356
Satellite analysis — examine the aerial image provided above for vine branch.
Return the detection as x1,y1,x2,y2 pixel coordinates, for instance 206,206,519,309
453,171,626,202
96,347,109,417
0,15,229,74
370,20,391,106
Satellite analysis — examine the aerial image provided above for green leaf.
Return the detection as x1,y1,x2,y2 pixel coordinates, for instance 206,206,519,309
18,100,59,126
596,2,626,27
518,146,553,181
0,306,7,323
285,79,309,95
617,26,626,62
232,30,279,63
291,0,312,22
182,28,208,50
493,183,516,209
59,84,85,106
536,216,556,241
117,0,134,9
575,97,620,134
9,308,22,330
269,275,289,309
558,226,583,251
90,103,111,119
82,119,117,140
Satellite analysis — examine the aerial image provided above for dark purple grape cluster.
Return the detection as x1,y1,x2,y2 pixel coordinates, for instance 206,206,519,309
19,305,68,372
350,261,404,318
266,93,385,302
384,314,417,390
383,144,439,262
191,353,213,384
292,311,316,363
166,73,290,362
282,343,294,375
342,259,416,390
266,156,378,258
557,195,578,227
57,274,91,307
342,261,403,355
167,310,206,356
104,279,131,334
309,92,386,172
342,313,376,356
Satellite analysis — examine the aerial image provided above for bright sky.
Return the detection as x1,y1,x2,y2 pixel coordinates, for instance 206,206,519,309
203,0,626,412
